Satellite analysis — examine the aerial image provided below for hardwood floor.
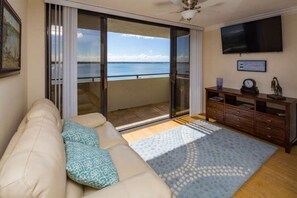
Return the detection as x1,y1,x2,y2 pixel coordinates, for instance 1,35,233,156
122,115,297,198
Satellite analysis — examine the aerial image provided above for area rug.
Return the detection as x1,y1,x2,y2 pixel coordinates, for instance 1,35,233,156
130,119,277,198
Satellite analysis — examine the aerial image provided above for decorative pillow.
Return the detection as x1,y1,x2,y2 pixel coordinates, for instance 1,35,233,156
65,141,119,189
62,120,99,147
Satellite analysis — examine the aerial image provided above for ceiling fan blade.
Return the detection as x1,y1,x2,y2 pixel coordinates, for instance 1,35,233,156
155,2,173,6
195,0,225,9
155,9,182,16
171,0,182,5
155,0,182,6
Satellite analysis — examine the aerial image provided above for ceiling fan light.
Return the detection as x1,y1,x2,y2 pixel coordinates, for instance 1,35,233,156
181,10,197,21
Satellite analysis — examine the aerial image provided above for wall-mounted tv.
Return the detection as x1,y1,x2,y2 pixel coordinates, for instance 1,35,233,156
221,16,283,54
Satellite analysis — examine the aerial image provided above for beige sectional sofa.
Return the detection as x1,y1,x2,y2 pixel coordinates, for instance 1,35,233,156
0,99,171,198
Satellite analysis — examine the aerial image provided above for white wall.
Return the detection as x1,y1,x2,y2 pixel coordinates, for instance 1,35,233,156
202,14,297,111
0,0,28,157
27,0,45,107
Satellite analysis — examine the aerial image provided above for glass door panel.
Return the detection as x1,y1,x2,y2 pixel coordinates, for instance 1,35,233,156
170,29,190,117
107,18,170,128
77,11,102,115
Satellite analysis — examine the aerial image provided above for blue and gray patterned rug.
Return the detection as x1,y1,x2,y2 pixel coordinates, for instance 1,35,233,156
130,119,277,198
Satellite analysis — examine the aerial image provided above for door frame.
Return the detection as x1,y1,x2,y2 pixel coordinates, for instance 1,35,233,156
170,27,190,118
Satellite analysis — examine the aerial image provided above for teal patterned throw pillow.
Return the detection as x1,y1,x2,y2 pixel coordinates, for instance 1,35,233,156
65,141,119,189
62,120,99,147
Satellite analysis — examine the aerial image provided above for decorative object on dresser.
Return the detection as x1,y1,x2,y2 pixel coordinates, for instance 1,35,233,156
216,77,223,89
267,77,286,100
206,87,297,153
240,78,259,95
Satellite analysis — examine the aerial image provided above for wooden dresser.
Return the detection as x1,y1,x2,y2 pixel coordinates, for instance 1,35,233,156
205,87,297,153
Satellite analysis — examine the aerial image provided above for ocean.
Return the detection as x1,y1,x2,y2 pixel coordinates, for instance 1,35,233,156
52,62,189,82
78,62,170,81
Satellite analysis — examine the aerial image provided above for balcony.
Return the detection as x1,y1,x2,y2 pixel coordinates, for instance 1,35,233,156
77,73,170,128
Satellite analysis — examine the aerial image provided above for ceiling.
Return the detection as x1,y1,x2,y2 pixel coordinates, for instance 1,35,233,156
67,0,297,28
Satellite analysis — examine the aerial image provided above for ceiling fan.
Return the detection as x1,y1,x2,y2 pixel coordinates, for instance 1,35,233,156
156,0,225,21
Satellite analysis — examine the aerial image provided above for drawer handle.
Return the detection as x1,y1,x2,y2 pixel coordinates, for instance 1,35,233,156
236,125,240,127
236,111,240,114
267,127,271,130
267,135,272,138
237,118,240,121
267,120,272,123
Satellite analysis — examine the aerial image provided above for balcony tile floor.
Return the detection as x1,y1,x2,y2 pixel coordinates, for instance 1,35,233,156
108,102,169,128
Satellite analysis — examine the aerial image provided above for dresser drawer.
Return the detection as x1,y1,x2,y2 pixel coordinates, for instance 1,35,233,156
207,100,224,111
225,114,254,134
255,112,285,128
256,122,285,140
256,130,285,146
225,105,254,119
207,107,224,123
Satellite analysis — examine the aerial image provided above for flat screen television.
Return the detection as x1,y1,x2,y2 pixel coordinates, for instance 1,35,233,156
221,16,283,54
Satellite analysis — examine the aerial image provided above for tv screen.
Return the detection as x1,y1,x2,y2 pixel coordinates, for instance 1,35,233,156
221,16,283,54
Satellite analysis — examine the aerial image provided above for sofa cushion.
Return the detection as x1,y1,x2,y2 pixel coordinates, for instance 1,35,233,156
27,98,63,131
68,113,106,128
84,144,161,196
66,142,119,189
83,172,172,198
65,178,84,198
0,117,66,198
108,144,153,181
62,120,99,147
96,122,128,149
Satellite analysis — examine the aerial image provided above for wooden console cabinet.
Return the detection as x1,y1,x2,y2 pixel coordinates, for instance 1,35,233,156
205,87,297,153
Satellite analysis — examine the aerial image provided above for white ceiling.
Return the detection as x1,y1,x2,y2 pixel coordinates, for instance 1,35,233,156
68,0,297,28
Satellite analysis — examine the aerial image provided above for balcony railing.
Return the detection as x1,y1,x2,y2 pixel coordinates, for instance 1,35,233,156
52,73,170,84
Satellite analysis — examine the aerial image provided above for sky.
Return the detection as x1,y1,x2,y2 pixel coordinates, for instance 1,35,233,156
52,27,189,63
77,29,170,62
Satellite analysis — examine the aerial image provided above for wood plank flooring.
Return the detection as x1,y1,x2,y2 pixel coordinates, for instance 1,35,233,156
122,115,297,198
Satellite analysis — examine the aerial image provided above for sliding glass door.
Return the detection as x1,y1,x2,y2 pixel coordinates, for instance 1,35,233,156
77,11,107,115
170,28,190,118
46,5,190,123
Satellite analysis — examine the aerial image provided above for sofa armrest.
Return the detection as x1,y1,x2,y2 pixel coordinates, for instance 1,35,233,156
68,113,106,128
83,172,172,198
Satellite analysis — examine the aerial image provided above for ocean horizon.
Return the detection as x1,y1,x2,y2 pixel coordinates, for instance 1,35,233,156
52,62,188,81
78,62,170,80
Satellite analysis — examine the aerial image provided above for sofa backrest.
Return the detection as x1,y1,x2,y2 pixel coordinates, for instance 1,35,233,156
0,99,66,198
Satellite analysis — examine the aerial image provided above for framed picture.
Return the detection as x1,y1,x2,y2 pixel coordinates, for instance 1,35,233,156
0,0,21,77
237,60,267,72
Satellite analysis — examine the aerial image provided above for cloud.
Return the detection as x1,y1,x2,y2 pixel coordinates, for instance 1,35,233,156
107,53,169,62
177,55,189,62
78,55,100,62
121,34,161,40
77,32,83,39
51,26,84,39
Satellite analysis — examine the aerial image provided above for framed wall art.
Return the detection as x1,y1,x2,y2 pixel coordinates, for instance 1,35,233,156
0,0,21,77
237,60,267,72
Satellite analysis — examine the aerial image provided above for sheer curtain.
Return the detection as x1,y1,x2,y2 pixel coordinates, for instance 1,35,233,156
62,7,78,119
190,29,203,116
46,4,78,119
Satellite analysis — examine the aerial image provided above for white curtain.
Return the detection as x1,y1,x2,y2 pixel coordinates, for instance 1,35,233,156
63,7,78,119
189,29,203,116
